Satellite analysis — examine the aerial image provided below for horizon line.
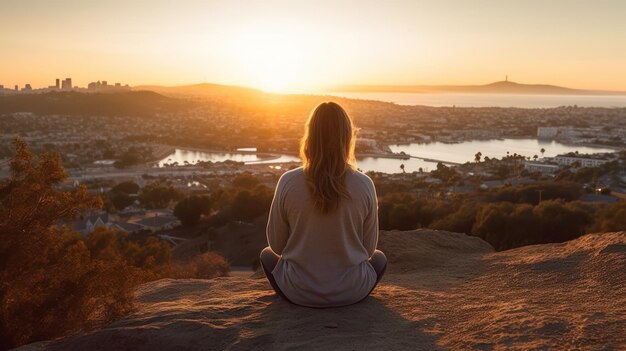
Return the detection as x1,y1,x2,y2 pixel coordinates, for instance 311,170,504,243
4,78,626,95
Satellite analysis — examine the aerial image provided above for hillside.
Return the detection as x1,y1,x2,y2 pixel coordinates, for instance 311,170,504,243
0,91,188,116
133,82,399,117
332,81,626,95
133,83,265,98
19,230,626,351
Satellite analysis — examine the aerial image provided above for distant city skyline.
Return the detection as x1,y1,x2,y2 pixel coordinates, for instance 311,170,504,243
2,0,626,92
0,77,129,93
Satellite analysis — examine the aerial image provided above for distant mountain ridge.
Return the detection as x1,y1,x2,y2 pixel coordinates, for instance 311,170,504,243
133,83,266,98
0,91,187,116
331,80,626,95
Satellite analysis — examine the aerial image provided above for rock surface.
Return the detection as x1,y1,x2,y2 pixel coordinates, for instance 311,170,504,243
21,230,626,350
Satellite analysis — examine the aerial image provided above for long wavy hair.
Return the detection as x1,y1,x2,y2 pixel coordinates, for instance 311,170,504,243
300,102,356,213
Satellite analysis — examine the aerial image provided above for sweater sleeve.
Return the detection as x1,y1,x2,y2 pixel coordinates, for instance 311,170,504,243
266,176,290,255
362,178,379,257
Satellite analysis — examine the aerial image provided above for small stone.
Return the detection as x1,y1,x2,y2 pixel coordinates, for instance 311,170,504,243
323,322,338,329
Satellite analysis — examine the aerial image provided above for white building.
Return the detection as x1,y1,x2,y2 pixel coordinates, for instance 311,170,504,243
554,155,609,168
537,127,558,138
356,138,378,150
558,127,579,138
524,161,560,174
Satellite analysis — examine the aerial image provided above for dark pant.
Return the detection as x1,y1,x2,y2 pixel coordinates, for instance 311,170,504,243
259,247,292,302
259,247,387,303
368,249,388,287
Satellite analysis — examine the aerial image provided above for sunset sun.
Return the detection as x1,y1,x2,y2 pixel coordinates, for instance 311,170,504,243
229,26,307,92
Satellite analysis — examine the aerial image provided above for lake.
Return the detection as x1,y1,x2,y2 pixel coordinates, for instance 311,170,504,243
158,139,615,174
374,139,615,173
157,149,300,167
332,92,626,108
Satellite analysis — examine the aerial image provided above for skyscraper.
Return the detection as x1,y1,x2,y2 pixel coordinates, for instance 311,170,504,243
62,78,72,90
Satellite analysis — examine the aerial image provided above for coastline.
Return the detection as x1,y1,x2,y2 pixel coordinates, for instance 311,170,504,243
149,145,176,164
147,138,620,171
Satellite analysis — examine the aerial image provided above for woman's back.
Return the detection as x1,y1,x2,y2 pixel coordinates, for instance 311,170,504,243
266,167,379,307
261,101,385,307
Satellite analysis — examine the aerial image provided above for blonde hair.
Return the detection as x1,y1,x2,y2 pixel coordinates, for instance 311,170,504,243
300,102,356,213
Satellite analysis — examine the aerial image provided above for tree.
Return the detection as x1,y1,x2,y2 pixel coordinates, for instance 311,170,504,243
109,181,140,210
474,151,482,163
592,202,626,232
114,148,143,168
139,182,181,208
0,140,231,348
228,185,274,222
431,203,480,235
110,191,135,210
232,173,261,189
533,200,590,243
431,162,460,182
111,181,140,194
388,204,415,230
489,181,581,205
0,139,133,348
471,200,590,250
174,196,213,227
472,202,538,250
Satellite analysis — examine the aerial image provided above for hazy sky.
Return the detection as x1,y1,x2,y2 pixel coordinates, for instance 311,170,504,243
1,0,626,92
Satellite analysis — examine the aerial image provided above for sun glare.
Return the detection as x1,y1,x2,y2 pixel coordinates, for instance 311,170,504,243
229,26,307,93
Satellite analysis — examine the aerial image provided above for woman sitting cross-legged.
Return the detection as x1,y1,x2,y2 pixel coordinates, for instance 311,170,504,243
260,101,387,308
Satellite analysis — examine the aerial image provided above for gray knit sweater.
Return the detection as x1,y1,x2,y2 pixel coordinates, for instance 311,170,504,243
266,167,379,307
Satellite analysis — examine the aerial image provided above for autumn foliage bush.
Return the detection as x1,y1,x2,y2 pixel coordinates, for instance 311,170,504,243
0,139,228,349
378,187,623,251
173,252,230,279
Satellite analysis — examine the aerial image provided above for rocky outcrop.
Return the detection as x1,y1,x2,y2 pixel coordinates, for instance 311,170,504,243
19,230,626,351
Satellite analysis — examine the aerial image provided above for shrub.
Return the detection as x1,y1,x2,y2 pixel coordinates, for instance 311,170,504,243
471,200,591,250
0,139,139,348
228,185,273,222
489,181,582,205
431,203,480,234
0,139,225,349
378,193,451,231
232,172,262,189
173,252,230,279
111,181,140,194
139,182,182,208
174,195,213,227
109,191,135,210
592,202,626,232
